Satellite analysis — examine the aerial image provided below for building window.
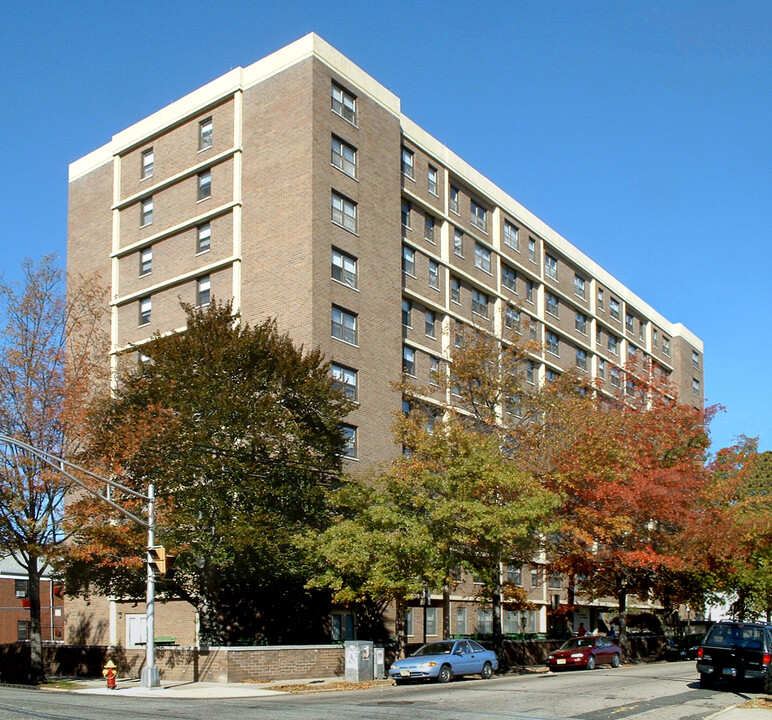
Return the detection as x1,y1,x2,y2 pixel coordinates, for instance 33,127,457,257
332,248,357,288
428,165,438,195
425,607,438,636
610,366,621,388
692,350,700,368
429,260,439,289
507,565,522,585
331,192,357,233
502,265,516,292
331,306,357,345
545,293,559,317
331,82,356,123
17,620,31,642
197,170,212,201
548,574,562,590
401,147,414,179
628,345,638,361
197,223,211,253
199,117,213,150
477,608,493,635
525,279,534,303
528,237,536,263
470,199,487,232
140,197,153,226
402,299,411,327
472,289,489,318
546,368,559,383
341,424,357,458
531,567,542,588
526,361,535,384
652,328,659,348
401,200,411,230
139,297,151,326
451,277,461,304
15,580,28,598
403,346,416,375
139,247,152,276
141,148,154,179
693,378,700,396
425,310,436,338
504,221,519,250
450,185,459,214
505,306,520,331
456,607,467,635
402,246,415,276
608,334,618,355
597,288,604,310
331,364,357,401
544,254,558,280
474,243,491,273
331,135,357,177
598,358,606,378
546,331,559,356
625,313,634,333
404,607,414,636
453,229,464,256
529,318,538,341
197,276,211,306
663,337,671,356
424,215,435,243
429,356,440,385
575,311,587,335
574,274,586,299
576,348,588,371
610,297,620,320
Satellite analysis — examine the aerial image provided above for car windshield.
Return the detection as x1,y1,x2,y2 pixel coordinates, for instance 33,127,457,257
705,624,764,650
412,641,454,656
559,637,595,650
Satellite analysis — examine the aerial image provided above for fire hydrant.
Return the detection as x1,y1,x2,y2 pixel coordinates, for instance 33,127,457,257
102,660,117,689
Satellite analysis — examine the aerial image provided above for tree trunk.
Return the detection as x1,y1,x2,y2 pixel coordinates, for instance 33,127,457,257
395,596,407,659
27,556,45,683
492,572,503,656
442,585,451,639
617,588,629,660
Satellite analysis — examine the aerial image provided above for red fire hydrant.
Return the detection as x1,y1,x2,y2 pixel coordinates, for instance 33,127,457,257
102,660,117,689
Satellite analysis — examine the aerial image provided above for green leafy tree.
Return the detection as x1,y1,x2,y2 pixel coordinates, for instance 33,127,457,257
63,301,353,645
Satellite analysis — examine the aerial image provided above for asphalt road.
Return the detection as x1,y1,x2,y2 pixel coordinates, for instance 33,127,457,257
0,661,763,720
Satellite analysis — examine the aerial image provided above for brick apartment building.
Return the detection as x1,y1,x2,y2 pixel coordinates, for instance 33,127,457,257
67,33,704,646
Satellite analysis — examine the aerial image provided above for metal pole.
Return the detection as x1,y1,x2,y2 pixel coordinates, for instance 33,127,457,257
140,483,160,688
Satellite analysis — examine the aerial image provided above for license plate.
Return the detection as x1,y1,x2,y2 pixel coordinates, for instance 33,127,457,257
400,670,410,677
557,659,566,665
722,667,737,676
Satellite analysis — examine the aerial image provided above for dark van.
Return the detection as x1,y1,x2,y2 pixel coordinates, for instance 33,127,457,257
696,620,772,693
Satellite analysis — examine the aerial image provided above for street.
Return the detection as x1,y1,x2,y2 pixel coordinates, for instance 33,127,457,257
0,662,764,720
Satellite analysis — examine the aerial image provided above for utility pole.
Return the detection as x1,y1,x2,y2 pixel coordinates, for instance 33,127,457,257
0,434,161,688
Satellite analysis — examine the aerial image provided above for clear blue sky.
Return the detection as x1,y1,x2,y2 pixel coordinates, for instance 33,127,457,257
1,1,769,453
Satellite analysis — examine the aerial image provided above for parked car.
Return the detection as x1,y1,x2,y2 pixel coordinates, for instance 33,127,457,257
388,639,498,684
546,635,622,671
696,620,772,693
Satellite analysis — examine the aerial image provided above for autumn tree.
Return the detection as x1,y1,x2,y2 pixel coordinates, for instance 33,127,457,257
0,256,107,682
63,301,353,645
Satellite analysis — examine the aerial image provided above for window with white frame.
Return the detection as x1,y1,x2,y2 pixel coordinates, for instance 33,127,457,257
693,378,700,396
546,368,559,382
598,358,606,379
139,297,151,326
610,297,620,320
139,247,152,276
15,580,28,598
401,147,414,179
576,348,588,371
610,366,621,388
331,306,357,345
197,275,211,306
692,350,700,368
663,337,671,356
471,289,489,318
507,565,522,585
401,200,411,230
456,607,467,635
402,246,415,276
425,607,438,636
574,274,586,299
477,608,493,635
331,83,356,123
402,299,411,326
528,237,536,263
331,248,357,288
331,192,357,233
140,197,153,226
428,165,438,195
529,318,538,341
548,573,562,590
474,243,491,273
331,364,357,401
502,264,516,292
505,305,520,331
544,254,558,280
525,279,534,303
199,117,213,150
424,215,435,243
425,310,436,338
429,356,440,384
341,424,357,458
546,292,559,317
141,148,154,179
546,331,559,355
451,277,461,304
608,334,618,355
504,221,519,250
402,346,416,375
575,311,587,334
652,328,659,348
531,567,542,588
331,135,357,177
449,185,459,214
454,228,463,256
504,610,521,635
17,620,31,641
626,312,634,333
597,288,604,310
429,260,439,289
526,361,535,384
470,199,487,232
197,223,211,253
197,170,211,201
405,607,415,636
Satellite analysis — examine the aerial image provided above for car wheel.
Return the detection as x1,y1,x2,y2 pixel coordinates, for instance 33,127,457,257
611,654,620,668
437,664,452,684
586,655,595,670
700,673,714,689
481,661,493,680
762,673,772,695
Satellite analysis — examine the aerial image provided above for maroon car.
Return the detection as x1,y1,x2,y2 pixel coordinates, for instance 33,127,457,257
547,636,622,670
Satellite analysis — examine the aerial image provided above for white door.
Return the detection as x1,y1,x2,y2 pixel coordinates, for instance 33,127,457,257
126,614,147,647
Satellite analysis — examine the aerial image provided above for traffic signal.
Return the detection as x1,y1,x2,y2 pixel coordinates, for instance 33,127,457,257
148,546,167,576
